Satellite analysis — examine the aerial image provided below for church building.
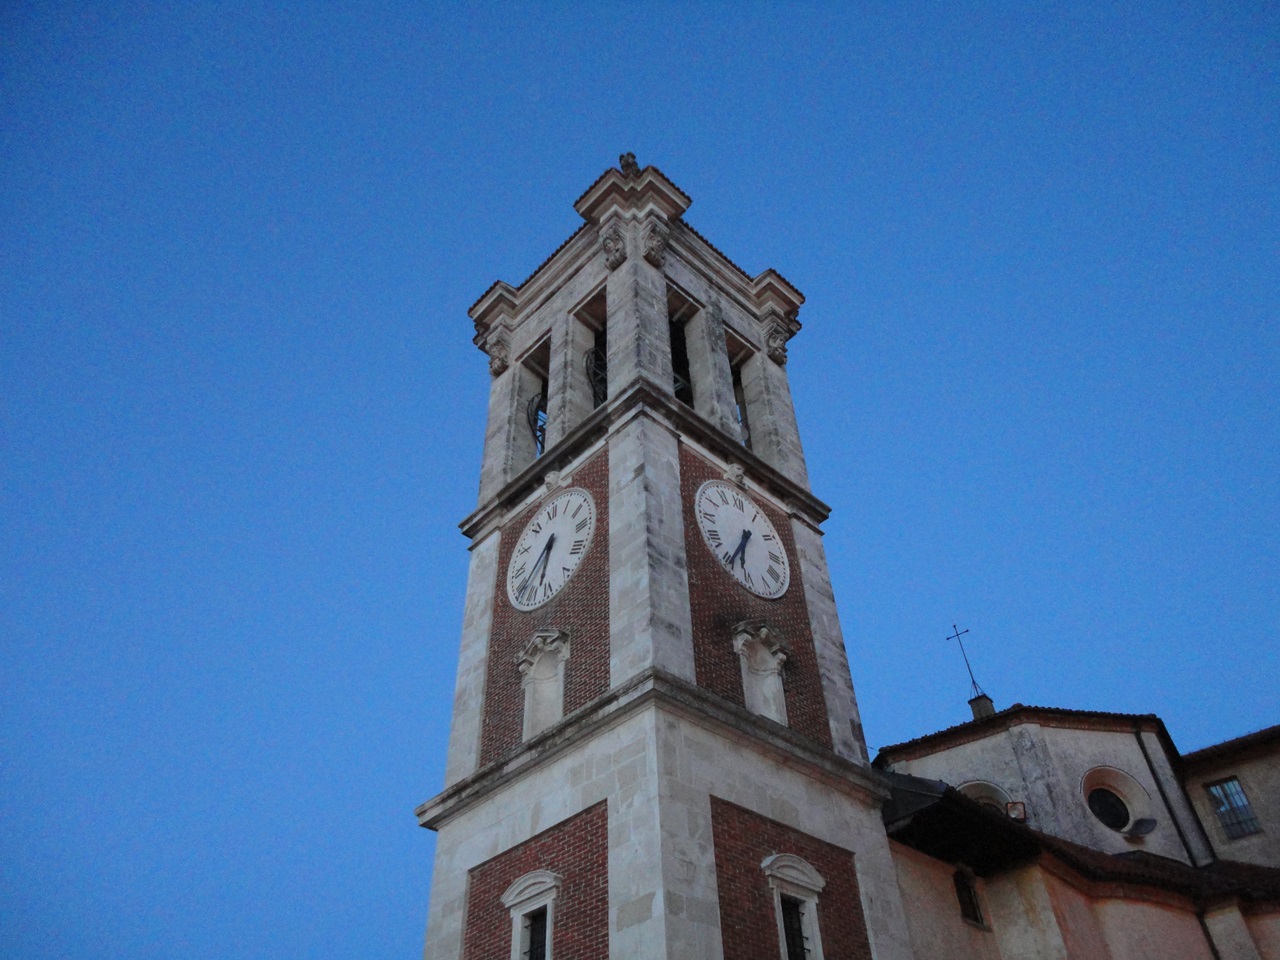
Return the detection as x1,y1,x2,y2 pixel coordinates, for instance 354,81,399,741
416,156,1280,960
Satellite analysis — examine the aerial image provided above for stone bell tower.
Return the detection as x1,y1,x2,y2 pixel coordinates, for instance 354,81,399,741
417,156,912,960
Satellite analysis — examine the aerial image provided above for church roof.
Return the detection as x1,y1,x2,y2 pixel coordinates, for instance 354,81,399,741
883,773,1280,905
872,703,1177,767
1181,723,1280,772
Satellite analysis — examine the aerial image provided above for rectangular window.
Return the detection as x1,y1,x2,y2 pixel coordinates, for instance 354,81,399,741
669,319,694,406
731,362,751,449
953,870,984,926
780,895,809,959
523,906,547,960
1207,777,1261,839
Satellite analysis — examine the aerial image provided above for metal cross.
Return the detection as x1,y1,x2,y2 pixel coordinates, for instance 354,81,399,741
946,624,985,699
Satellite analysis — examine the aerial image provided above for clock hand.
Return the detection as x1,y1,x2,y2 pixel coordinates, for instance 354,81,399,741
537,533,556,585
517,536,555,600
725,528,752,569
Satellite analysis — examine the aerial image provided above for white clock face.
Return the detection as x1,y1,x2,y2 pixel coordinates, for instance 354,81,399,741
506,488,597,611
694,480,790,599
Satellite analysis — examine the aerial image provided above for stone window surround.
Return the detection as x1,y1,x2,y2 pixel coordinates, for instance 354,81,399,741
516,629,571,741
733,620,789,726
500,869,562,960
1081,765,1155,837
761,852,826,960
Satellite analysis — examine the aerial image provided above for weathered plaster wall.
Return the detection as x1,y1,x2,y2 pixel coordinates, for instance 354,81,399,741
888,841,1002,960
1246,908,1280,959
1187,749,1280,867
1092,896,1214,960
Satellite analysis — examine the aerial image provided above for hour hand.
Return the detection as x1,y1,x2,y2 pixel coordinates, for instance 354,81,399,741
726,529,751,568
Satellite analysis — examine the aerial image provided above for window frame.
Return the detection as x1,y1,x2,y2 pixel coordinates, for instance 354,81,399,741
761,853,826,960
1206,776,1262,840
500,870,562,960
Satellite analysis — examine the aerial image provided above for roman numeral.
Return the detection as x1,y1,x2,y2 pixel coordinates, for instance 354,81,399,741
744,570,754,587
530,522,542,536
562,566,571,577
767,566,781,583
571,504,583,518
516,544,531,556
768,550,782,564
707,528,722,545
717,489,729,504
512,563,527,579
762,533,775,541
547,502,558,519
700,511,717,524
570,539,586,555
732,494,744,511
575,518,589,532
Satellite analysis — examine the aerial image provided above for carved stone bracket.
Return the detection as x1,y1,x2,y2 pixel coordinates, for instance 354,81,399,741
515,628,571,678
765,321,789,365
642,218,669,268
601,222,627,270
723,463,746,487
486,335,510,377
732,620,788,663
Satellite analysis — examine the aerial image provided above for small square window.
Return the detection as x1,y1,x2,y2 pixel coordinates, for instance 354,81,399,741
1206,777,1262,840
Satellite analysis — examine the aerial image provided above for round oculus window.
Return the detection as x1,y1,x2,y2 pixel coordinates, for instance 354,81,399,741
1087,787,1130,831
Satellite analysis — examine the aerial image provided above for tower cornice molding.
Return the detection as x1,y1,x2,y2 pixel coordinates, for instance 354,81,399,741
459,379,831,542
414,665,889,832
573,164,692,225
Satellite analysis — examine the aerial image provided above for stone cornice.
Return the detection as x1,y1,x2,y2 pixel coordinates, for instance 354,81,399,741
459,379,830,541
573,164,692,225
415,666,887,831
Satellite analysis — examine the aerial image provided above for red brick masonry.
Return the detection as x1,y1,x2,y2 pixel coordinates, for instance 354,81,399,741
480,452,611,765
711,797,873,960
463,802,609,960
680,445,833,749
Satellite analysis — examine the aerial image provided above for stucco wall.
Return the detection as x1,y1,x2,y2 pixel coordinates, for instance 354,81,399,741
1092,896,1214,960
1187,749,1280,867
889,841,1002,960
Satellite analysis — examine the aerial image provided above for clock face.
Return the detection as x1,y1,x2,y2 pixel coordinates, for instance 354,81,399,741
694,480,790,599
506,488,597,611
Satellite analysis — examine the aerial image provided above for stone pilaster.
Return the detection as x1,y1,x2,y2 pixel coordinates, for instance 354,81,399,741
604,217,674,401
740,345,810,490
684,301,738,436
545,309,595,450
442,529,500,785
607,412,695,687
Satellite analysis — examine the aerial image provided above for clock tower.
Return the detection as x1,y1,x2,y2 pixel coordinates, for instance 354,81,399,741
417,157,913,960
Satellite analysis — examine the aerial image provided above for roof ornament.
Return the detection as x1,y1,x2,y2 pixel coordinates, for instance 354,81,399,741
947,624,995,719
620,152,640,178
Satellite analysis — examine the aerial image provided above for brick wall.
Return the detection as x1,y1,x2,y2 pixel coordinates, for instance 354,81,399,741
710,797,873,960
680,445,832,749
480,451,610,766
463,802,609,960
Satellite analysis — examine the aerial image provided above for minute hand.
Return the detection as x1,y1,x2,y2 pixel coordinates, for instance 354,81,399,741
725,529,752,569
517,535,556,600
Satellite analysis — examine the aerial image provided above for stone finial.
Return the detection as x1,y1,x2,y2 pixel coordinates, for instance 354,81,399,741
620,152,640,178
642,218,669,267
601,222,627,270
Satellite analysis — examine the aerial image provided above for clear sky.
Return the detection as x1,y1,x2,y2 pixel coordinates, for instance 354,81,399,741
2,2,1276,957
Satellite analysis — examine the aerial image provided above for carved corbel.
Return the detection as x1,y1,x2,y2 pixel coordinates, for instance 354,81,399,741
515,628,571,678
765,321,789,366
723,463,746,488
601,222,627,270
642,218,669,268
486,335,511,377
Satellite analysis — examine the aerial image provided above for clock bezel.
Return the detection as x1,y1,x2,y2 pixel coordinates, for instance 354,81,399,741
693,479,791,600
505,486,598,612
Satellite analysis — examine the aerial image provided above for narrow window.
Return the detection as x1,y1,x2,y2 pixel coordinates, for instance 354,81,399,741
953,870,984,926
527,375,549,457
780,895,809,959
523,906,548,960
1207,777,1261,839
578,288,608,410
762,854,826,960
500,870,561,960
670,318,694,406
731,362,751,448
586,324,608,408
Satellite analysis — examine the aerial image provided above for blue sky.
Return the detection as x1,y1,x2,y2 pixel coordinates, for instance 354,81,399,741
2,2,1276,957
